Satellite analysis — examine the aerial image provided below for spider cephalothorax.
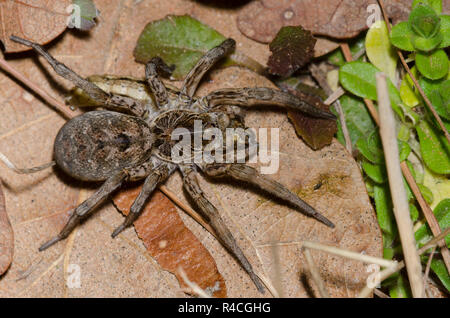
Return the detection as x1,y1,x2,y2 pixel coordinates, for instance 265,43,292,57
10,36,336,293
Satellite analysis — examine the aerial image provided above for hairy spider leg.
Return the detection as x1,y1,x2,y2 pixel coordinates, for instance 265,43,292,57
203,163,334,228
10,36,148,118
111,163,171,237
39,171,128,251
201,87,337,120
180,165,265,293
145,57,174,108
180,38,236,98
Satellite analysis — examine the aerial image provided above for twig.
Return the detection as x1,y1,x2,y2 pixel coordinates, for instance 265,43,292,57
230,50,266,76
324,87,345,105
423,246,436,292
376,73,424,297
358,227,450,297
302,241,397,268
303,248,330,298
159,185,216,237
309,64,353,154
373,288,390,298
340,40,450,275
177,267,211,298
401,163,450,272
270,242,284,298
418,227,450,254
377,0,450,145
0,57,75,119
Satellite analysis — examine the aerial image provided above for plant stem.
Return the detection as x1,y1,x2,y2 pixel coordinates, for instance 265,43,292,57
0,57,75,119
358,227,450,297
376,73,424,298
303,248,330,298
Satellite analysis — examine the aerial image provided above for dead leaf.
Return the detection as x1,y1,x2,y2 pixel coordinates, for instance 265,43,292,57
237,0,446,44
279,84,337,150
0,181,13,275
0,0,71,53
267,26,316,77
0,0,381,297
113,187,227,297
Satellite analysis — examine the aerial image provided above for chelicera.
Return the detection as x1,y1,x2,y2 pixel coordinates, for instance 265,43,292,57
9,36,336,292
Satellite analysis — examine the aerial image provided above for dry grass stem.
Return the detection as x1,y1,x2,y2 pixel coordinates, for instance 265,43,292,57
177,267,211,298
303,248,330,298
0,57,75,119
376,73,424,297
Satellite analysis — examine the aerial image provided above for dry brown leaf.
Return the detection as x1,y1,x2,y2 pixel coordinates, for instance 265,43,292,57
0,0,71,53
113,187,227,297
0,0,382,297
237,0,446,45
0,181,13,275
282,86,337,150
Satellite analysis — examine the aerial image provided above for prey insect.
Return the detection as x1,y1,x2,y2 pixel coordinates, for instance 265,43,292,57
8,35,336,293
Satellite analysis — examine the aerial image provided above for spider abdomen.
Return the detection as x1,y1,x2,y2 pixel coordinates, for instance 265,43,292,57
54,111,154,181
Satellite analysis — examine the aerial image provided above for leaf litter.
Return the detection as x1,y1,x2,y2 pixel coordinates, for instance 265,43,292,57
236,0,450,56
0,0,71,53
0,181,13,276
0,0,382,297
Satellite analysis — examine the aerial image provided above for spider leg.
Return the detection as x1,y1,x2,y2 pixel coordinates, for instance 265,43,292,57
145,57,174,108
202,163,334,228
10,36,148,117
180,165,265,293
201,87,337,120
39,171,128,251
180,39,235,98
111,163,170,237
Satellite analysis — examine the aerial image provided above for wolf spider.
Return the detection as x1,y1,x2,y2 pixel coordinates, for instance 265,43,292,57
10,36,335,292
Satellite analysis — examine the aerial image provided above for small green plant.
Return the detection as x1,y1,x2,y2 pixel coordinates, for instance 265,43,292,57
390,1,450,79
332,0,450,297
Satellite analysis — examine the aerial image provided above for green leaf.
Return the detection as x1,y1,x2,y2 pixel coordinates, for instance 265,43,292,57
374,184,397,244
327,36,365,66
419,76,444,96
362,160,387,183
417,183,434,205
389,274,412,298
415,198,450,247
439,15,450,48
409,203,419,221
429,88,450,120
398,123,411,141
267,26,316,77
134,15,228,80
399,140,412,162
416,49,449,80
429,258,450,291
390,22,415,51
356,130,384,164
400,67,420,107
416,120,450,174
409,4,441,39
424,167,450,209
412,32,443,51
366,21,398,82
336,95,376,147
70,0,99,31
339,62,404,119
412,0,443,14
